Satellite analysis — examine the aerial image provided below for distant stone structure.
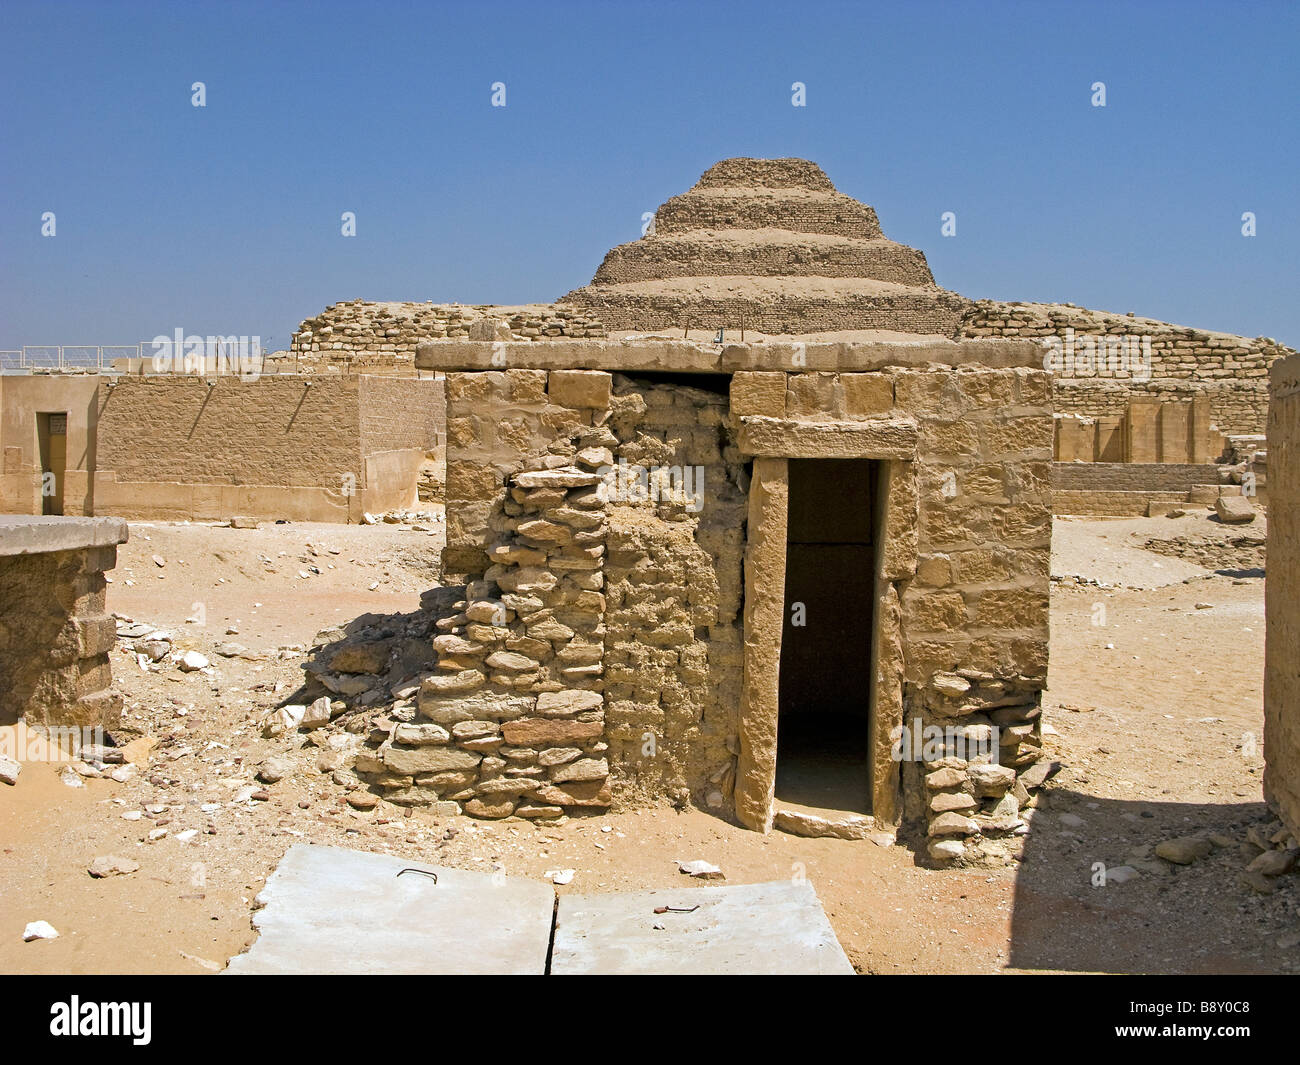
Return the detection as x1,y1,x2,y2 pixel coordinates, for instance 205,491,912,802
290,302,606,369
288,159,1295,502
959,301,1286,437
562,157,969,337
1265,352,1300,842
0,374,442,523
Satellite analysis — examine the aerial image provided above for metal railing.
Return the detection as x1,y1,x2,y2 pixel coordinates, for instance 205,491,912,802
0,344,151,373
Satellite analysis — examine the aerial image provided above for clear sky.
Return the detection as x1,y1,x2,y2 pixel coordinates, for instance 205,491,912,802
2,0,1297,351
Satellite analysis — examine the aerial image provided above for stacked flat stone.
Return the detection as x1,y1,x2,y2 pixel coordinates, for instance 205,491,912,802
960,300,1296,435
355,450,611,817
920,670,1047,863
291,300,607,364
561,157,969,336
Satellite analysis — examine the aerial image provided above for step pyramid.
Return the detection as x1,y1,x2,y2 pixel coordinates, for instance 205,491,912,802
561,158,969,337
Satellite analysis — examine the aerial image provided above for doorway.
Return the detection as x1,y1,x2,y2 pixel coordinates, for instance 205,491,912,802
774,459,877,816
37,412,67,516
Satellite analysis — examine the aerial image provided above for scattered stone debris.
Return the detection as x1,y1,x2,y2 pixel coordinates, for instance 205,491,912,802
23,921,59,941
677,859,724,880
0,755,20,786
88,855,140,878
1155,837,1213,865
1214,495,1256,524
177,650,209,672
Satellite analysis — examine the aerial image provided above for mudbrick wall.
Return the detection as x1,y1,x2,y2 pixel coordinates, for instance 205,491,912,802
959,301,1293,434
1265,352,1300,840
0,545,121,728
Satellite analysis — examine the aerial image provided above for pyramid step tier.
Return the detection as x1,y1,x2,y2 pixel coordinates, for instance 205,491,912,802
594,231,936,287
564,277,969,336
655,188,884,239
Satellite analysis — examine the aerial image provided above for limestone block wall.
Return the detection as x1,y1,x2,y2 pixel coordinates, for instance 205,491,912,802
1053,462,1225,493
1265,352,1300,840
91,375,436,521
1055,399,1224,464
959,301,1293,434
0,544,122,728
291,301,607,364
426,351,1050,863
0,374,101,516
735,366,1052,862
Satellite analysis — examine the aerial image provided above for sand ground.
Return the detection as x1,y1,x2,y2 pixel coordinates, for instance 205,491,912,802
1,510,1294,975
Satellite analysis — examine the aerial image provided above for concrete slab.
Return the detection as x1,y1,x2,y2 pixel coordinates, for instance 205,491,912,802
551,880,854,975
0,515,128,556
225,844,554,975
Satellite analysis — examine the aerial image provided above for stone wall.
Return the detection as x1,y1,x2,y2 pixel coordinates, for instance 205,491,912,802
601,377,746,810
90,375,436,522
0,374,101,516
1265,352,1300,840
1053,462,1225,493
732,365,1052,862
0,518,127,729
359,374,443,457
291,301,606,365
415,343,1052,864
959,301,1293,434
385,368,747,818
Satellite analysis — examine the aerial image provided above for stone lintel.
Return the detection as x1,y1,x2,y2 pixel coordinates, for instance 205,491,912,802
738,416,918,459
415,338,1044,375
0,516,129,558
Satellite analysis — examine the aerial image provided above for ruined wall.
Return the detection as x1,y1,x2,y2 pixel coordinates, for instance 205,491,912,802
1053,462,1225,493
291,301,606,363
357,372,615,817
601,376,746,810
409,368,746,817
959,301,1292,434
1265,352,1300,840
0,544,121,728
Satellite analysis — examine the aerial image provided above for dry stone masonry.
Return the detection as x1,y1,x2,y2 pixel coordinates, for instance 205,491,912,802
960,300,1292,436
291,301,606,368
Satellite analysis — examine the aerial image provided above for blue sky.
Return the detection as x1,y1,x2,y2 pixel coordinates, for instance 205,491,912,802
2,0,1297,350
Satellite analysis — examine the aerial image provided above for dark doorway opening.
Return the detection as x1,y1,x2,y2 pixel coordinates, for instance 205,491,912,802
37,411,67,516
775,459,876,816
